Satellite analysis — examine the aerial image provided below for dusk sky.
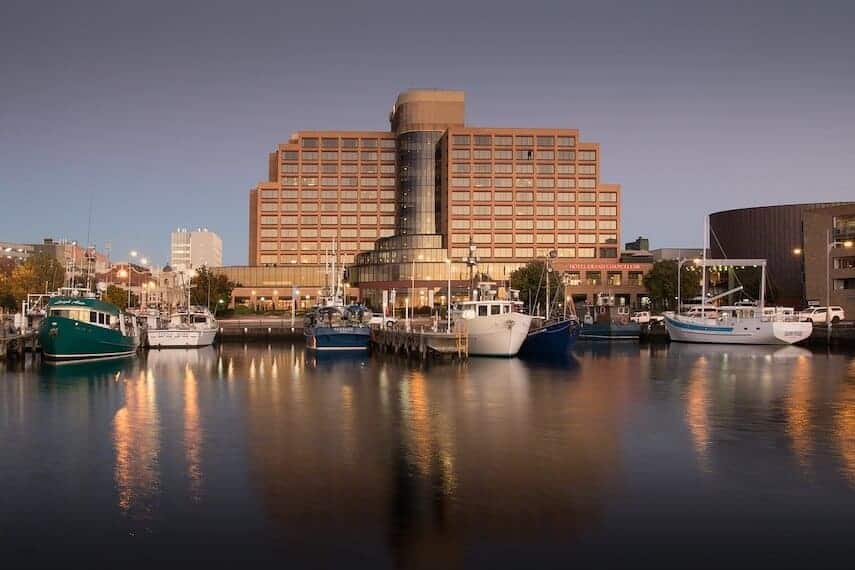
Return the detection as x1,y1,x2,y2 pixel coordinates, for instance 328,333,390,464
2,0,853,266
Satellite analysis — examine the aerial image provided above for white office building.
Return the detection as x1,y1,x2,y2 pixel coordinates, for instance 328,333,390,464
170,228,222,270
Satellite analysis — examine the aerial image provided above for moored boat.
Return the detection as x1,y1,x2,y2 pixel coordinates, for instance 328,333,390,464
519,316,581,355
147,306,218,348
304,304,371,351
578,294,640,341
452,294,533,357
39,295,139,362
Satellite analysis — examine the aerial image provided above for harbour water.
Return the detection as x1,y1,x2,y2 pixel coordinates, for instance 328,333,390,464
3,343,855,567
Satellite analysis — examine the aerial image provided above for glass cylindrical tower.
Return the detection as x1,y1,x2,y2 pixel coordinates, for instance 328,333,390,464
395,131,442,236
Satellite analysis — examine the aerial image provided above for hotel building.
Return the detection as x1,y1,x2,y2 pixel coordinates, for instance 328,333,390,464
170,228,223,270
242,89,645,310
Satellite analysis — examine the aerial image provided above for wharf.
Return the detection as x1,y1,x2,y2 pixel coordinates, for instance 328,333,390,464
370,322,468,360
806,321,855,346
0,330,38,359
218,317,304,340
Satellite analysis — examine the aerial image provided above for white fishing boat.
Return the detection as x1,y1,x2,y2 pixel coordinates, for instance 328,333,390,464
452,284,532,356
146,305,218,348
664,221,811,345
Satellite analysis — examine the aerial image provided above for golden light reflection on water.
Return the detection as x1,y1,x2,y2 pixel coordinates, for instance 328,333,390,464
785,355,813,474
184,364,203,502
685,355,711,473
113,368,160,516
834,374,855,486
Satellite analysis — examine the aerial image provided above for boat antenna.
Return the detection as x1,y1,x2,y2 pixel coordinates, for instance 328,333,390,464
702,215,708,313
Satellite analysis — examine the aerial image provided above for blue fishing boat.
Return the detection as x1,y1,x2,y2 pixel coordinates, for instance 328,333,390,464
519,316,581,355
303,243,371,351
304,304,371,351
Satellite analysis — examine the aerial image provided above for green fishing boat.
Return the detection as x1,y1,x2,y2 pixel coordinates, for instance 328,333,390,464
39,296,139,362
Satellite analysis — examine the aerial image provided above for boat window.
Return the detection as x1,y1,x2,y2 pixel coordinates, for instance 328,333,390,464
50,309,69,318
502,305,509,314
89,311,98,324
491,304,501,315
478,305,488,316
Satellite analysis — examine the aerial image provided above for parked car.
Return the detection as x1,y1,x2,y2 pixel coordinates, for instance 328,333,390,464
368,315,397,327
630,311,665,324
799,306,845,323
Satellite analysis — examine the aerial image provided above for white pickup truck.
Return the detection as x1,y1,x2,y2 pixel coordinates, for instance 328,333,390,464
630,311,665,324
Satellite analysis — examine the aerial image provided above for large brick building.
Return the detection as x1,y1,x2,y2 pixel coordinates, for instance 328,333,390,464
243,89,645,311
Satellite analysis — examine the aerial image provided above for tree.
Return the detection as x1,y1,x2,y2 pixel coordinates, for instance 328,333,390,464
190,266,238,312
510,260,564,315
102,284,135,310
643,260,701,311
7,253,65,306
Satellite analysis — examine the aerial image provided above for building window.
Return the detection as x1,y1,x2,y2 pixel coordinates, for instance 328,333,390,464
586,271,602,285
578,207,596,217
452,149,470,160
557,233,575,243
494,191,513,201
453,135,470,145
515,219,533,229
515,179,534,189
301,138,318,148
599,207,617,216
557,179,576,188
495,136,512,146
515,149,534,161
557,136,576,147
557,150,576,161
516,135,533,146
536,150,554,160
495,205,513,215
557,164,575,174
473,149,492,160
579,164,596,175
579,150,597,161
599,220,617,230
322,138,338,149
494,150,513,160
536,180,555,189
599,247,618,258
536,136,554,147
474,135,492,146
302,151,318,161
629,271,643,286
607,272,622,286
579,179,596,188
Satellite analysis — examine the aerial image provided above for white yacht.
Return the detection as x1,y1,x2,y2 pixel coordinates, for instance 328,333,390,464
147,306,218,348
664,256,811,345
452,286,533,356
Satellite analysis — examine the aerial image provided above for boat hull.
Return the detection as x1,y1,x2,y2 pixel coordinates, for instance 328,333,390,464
305,326,370,351
664,315,812,345
147,328,217,348
519,319,580,356
39,317,137,362
579,322,641,341
458,312,532,357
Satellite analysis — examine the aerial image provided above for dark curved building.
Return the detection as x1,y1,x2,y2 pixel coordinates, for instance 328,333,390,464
710,202,855,308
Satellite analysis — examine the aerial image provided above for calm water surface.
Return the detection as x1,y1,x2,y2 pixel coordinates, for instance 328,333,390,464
2,342,855,568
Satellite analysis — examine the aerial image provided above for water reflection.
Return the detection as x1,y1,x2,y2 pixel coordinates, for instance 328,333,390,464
4,343,855,566
113,367,160,518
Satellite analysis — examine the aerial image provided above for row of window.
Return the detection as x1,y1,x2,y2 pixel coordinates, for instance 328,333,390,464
282,163,397,174
282,177,397,187
259,215,396,225
260,228,393,238
261,242,378,252
282,151,396,162
261,202,396,213
49,308,116,327
299,138,395,149
451,135,576,147
450,149,593,161
446,215,617,229
448,205,616,216
258,254,356,264
261,190,396,200
450,190,616,203
450,177,598,189
449,246,597,259
447,230,617,244
566,271,645,287
451,163,594,174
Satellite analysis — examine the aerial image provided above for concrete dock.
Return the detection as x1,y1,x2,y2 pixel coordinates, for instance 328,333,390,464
0,330,38,359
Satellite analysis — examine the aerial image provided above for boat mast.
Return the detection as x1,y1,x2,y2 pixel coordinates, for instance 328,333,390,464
701,216,708,313
545,257,550,321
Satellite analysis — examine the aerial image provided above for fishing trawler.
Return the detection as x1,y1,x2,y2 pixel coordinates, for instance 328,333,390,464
39,292,140,362
518,252,580,356
452,284,533,357
304,243,371,351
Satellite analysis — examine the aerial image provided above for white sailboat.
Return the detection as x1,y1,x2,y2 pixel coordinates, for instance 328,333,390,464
664,218,812,345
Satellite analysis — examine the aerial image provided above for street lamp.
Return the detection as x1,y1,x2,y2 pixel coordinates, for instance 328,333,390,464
444,258,452,333
409,254,423,325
